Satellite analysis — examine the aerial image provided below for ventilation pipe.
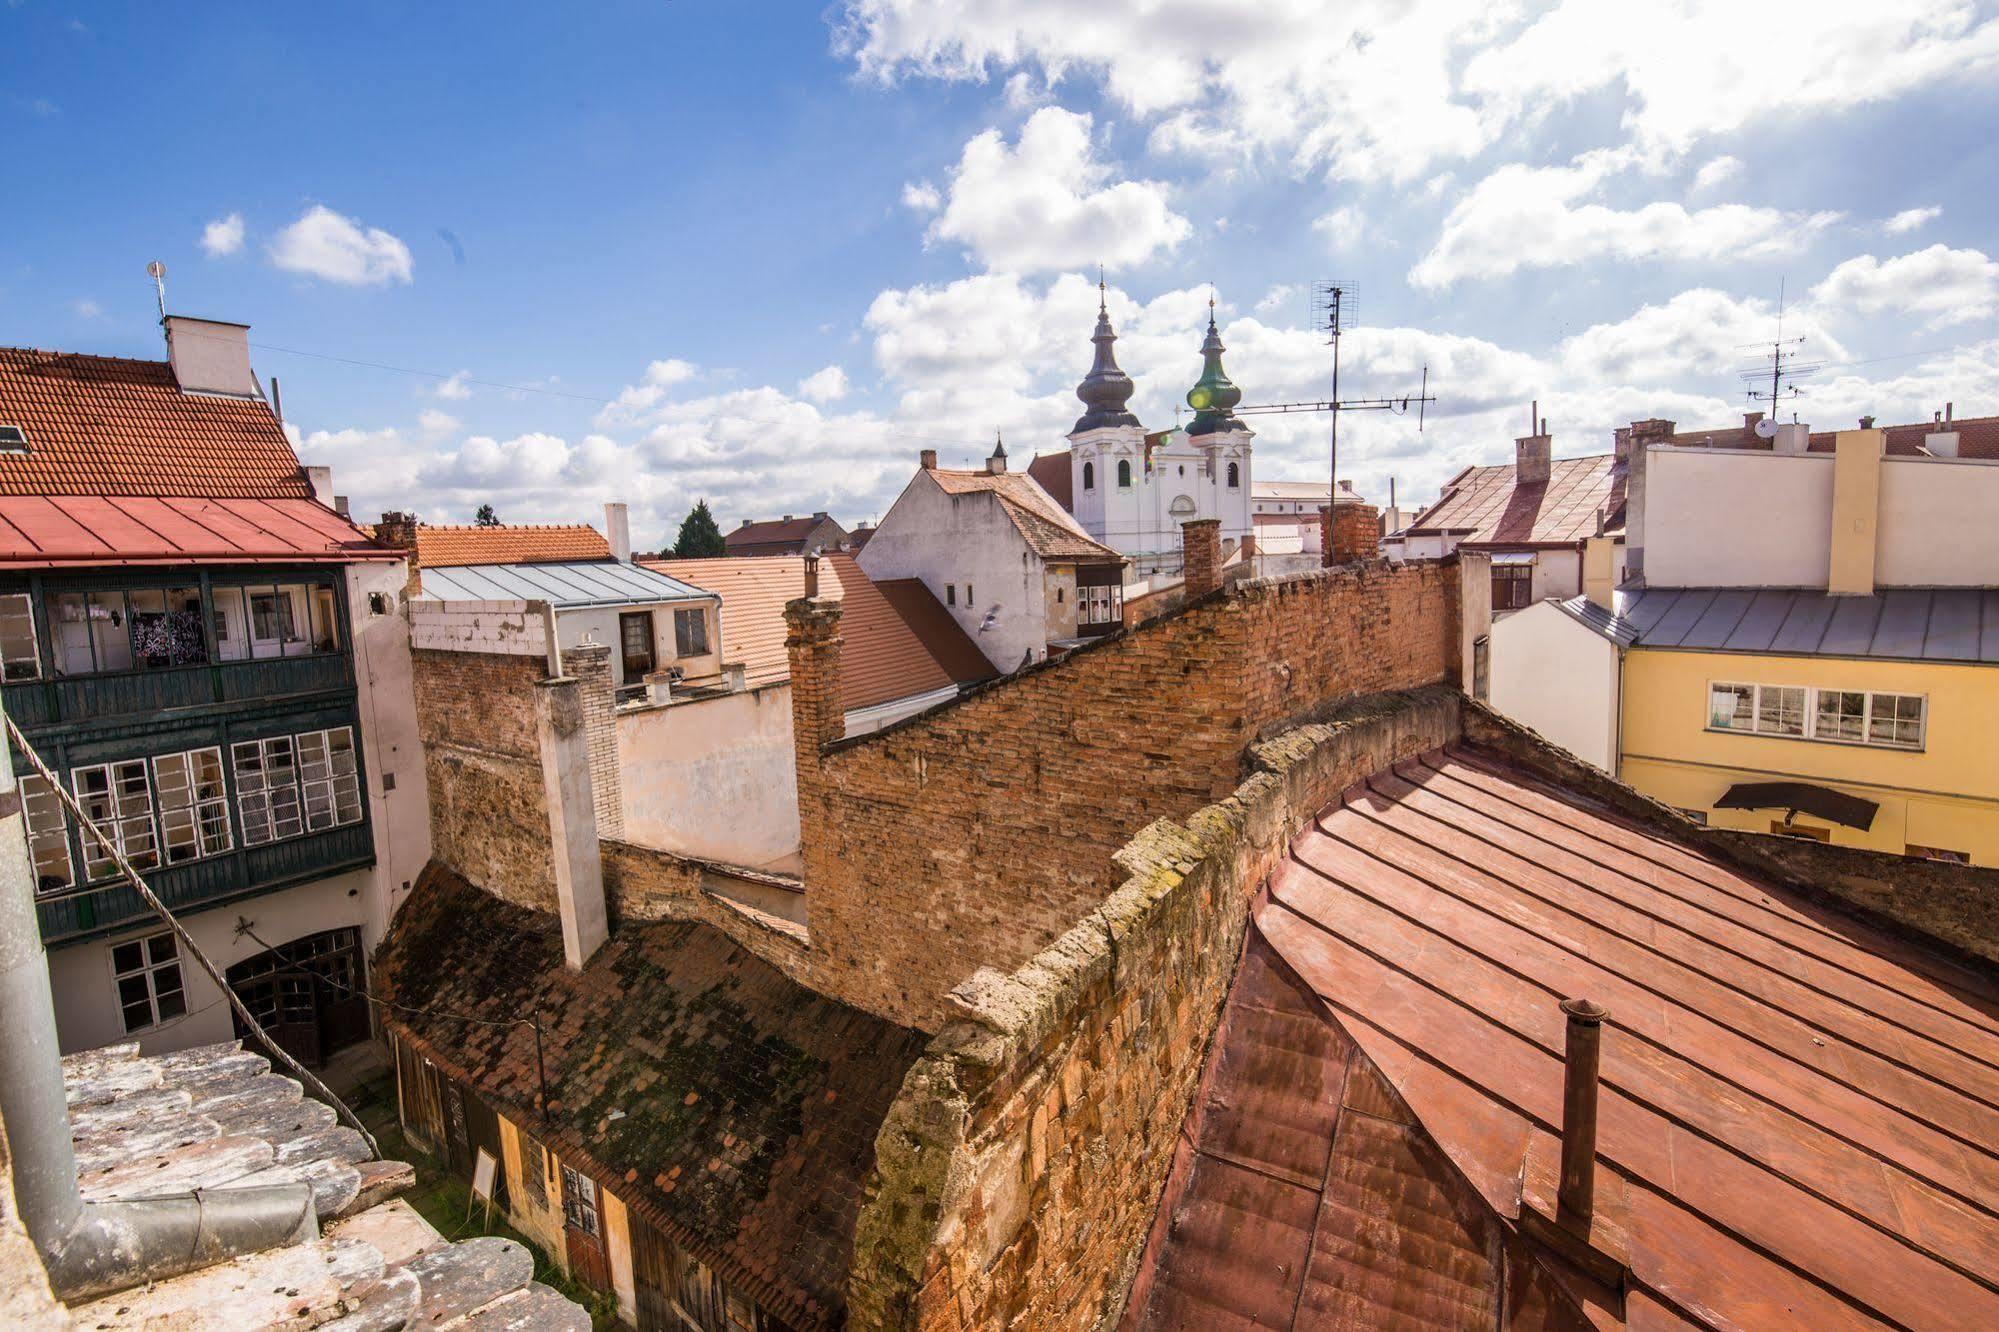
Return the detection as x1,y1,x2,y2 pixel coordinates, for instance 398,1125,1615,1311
1557,998,1609,1226
0,706,318,1301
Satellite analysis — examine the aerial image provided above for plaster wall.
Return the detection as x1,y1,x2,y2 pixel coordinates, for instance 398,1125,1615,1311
553,602,719,690
617,684,802,873
1643,447,1836,589
1489,601,1620,770
1877,455,1999,586
348,559,432,939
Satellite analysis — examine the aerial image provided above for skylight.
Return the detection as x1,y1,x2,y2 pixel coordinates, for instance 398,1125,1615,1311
0,425,29,455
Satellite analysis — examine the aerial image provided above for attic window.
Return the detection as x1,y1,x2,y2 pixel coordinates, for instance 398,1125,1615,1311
0,425,28,455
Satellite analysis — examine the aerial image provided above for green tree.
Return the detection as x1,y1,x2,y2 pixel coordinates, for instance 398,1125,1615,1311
474,503,500,527
671,499,726,558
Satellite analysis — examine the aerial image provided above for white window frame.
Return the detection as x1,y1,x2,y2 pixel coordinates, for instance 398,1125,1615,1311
0,591,41,680
71,759,159,881
1706,680,1926,751
21,773,73,893
297,727,363,833
152,747,233,865
232,736,303,845
111,930,186,1034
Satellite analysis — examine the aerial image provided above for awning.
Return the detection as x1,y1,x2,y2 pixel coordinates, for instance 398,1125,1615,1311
1715,781,1879,831
1490,552,1537,566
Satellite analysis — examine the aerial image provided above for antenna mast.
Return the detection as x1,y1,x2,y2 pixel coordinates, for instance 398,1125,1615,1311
1314,282,1349,495
145,260,167,319
1739,278,1823,423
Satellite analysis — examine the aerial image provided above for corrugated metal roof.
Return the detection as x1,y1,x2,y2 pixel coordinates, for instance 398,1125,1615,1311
1572,587,1999,664
0,494,390,567
417,559,713,609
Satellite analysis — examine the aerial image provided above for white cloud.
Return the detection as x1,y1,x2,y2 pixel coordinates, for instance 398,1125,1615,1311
1691,156,1741,191
1411,151,1839,289
1811,244,1999,327
1256,284,1298,314
200,212,245,257
1559,288,1846,383
798,365,851,402
901,180,941,211
1884,205,1941,234
435,371,473,400
922,107,1190,273
70,298,102,319
595,358,701,426
268,205,413,286
417,408,460,437
1312,205,1365,248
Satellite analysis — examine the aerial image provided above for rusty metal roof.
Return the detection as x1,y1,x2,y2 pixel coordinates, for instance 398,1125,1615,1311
1407,454,1625,546
1132,746,1999,1330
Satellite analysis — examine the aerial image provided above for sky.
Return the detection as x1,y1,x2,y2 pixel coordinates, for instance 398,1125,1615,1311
7,1,1999,548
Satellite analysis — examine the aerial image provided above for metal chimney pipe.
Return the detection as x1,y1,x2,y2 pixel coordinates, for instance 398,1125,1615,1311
0,703,318,1301
1557,997,1609,1225
802,554,820,599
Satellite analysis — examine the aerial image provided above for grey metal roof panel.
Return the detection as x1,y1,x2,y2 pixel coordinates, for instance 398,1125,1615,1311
418,559,715,609
1605,586,1999,664
1646,588,1718,647
1619,587,1686,637
1923,589,1982,661
1982,591,1999,662
1769,595,1838,656
1873,590,1932,661
1681,590,1757,650
1729,589,1797,653
1554,595,1639,647
1821,595,1885,658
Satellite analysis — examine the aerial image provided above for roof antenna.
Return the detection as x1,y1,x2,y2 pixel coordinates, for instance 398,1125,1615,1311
146,260,167,320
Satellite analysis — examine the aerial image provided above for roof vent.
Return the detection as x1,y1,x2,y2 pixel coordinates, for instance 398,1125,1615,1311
0,425,27,455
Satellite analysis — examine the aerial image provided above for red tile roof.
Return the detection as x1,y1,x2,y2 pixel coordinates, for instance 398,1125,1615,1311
872,576,997,685
0,348,312,498
1408,454,1624,546
410,523,610,568
723,513,845,556
1637,414,1999,460
1026,449,1074,512
1141,745,1999,1329
0,495,392,567
648,553,992,710
927,467,1122,564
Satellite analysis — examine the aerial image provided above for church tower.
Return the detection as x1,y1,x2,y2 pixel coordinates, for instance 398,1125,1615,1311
1067,281,1147,552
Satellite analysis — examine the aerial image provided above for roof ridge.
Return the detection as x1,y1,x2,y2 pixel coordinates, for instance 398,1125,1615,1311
0,345,172,369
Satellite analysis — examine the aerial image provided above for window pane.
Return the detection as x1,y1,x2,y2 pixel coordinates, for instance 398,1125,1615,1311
674,608,708,656
1708,684,1754,730
87,592,133,671
1814,690,1866,742
310,585,341,653
273,586,308,653
46,592,94,675
168,587,207,666
21,775,72,893
1755,686,1805,736
112,941,143,974
1867,693,1923,747
148,932,177,964
0,592,40,680
212,587,250,662
154,983,186,1022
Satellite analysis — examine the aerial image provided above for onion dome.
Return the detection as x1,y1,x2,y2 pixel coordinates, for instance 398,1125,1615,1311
1072,282,1142,434
1186,299,1248,437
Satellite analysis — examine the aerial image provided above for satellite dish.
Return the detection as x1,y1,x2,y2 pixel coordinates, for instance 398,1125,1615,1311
1753,416,1780,439
146,260,167,280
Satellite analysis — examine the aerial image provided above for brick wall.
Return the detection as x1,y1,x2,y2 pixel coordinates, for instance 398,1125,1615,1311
847,688,1465,1330
408,599,549,656
792,557,1460,1030
603,838,813,976
569,643,624,840
1181,518,1221,598
1331,502,1381,563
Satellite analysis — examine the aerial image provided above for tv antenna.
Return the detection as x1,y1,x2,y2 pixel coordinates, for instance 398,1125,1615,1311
1738,278,1822,429
146,260,167,319
1236,280,1436,497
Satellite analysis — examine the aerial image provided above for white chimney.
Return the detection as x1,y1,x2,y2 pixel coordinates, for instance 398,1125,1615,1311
1773,423,1810,455
604,502,632,562
1925,431,1961,458
162,315,261,399
304,466,334,506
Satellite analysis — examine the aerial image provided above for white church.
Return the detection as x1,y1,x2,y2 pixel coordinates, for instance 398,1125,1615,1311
1032,291,1256,577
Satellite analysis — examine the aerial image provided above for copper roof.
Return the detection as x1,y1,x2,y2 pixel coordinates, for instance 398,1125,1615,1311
376,865,929,1332
926,467,1123,564
1026,449,1074,512
652,553,993,708
1409,454,1624,546
0,494,391,567
1134,745,1999,1330
0,347,312,498
411,523,610,568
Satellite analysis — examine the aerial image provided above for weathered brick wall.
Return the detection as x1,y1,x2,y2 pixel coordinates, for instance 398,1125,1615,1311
847,688,1465,1330
602,838,812,977
795,558,1460,1030
1181,518,1221,598
569,643,624,840
1332,501,1381,562
411,647,556,910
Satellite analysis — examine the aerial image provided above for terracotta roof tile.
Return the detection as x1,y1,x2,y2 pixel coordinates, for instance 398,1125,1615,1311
1408,454,1624,546
1148,745,1999,1329
723,514,845,555
376,866,929,1332
410,523,610,568
0,347,312,498
927,467,1123,563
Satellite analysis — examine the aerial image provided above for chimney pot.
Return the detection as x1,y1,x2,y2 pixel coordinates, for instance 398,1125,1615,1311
1859,415,1876,429
1558,997,1609,1228
920,449,938,471
802,554,820,598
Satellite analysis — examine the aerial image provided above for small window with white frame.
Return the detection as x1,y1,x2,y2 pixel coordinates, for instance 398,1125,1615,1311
1867,692,1925,748
20,774,72,893
297,727,363,832
0,592,41,680
152,747,232,864
233,736,303,845
1710,681,1925,750
71,760,159,880
112,931,186,1033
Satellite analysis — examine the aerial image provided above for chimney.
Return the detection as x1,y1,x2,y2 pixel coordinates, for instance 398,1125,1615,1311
376,510,422,598
1828,428,1885,596
534,673,609,969
1772,422,1810,454
1582,535,1616,612
1743,410,1764,433
785,594,845,757
802,553,820,598
920,449,938,471
304,465,334,506
1858,415,1876,429
334,495,350,518
1332,503,1382,564
1515,429,1553,486
1628,418,1676,446
1182,518,1222,597
1557,998,1609,1227
604,502,632,562
162,315,260,399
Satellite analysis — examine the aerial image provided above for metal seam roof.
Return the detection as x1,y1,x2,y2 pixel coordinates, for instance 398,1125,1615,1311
416,559,714,608
1566,587,1999,664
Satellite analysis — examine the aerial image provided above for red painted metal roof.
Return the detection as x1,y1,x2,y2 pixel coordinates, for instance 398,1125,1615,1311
1133,745,1999,1330
0,495,394,567
1408,454,1625,546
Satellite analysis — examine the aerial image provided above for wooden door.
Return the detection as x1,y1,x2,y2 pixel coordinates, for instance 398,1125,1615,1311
560,1164,612,1292
458,1088,509,1213
619,611,656,680
630,1217,677,1331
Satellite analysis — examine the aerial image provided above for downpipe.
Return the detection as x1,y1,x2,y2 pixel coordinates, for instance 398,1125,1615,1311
0,705,319,1303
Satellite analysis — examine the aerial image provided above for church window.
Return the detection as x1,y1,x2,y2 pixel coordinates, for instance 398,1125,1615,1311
1117,459,1132,488
1226,462,1240,488
1082,460,1095,491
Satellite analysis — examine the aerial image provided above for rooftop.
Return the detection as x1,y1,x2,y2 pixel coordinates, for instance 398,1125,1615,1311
1408,454,1624,545
0,495,391,568
724,512,843,553
57,1038,586,1329
927,466,1123,564
0,348,311,499
416,558,714,610
376,865,931,1331
1634,412,1999,460
1026,449,1073,511
1563,586,1999,664
1131,745,1999,1329
407,522,610,568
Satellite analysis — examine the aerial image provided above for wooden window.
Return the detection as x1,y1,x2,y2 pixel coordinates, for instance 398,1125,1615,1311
1866,692,1925,748
1754,685,1806,737
112,931,186,1033
21,774,72,893
561,1165,600,1238
72,760,159,879
297,727,364,831
517,1130,550,1209
153,747,232,864
620,611,656,679
0,592,41,679
310,586,341,653
1770,818,1830,842
673,607,709,656
233,736,303,845
1472,634,1490,702
1715,682,1926,750
1491,564,1533,611
1813,689,1866,742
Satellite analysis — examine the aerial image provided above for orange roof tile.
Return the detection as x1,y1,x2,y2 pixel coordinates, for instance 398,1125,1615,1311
0,347,312,498
927,467,1122,563
411,523,610,568
1408,454,1624,546
723,513,846,555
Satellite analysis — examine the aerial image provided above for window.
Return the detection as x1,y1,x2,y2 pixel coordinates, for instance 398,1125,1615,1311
297,728,363,832
966,583,974,605
87,592,134,671
1226,461,1240,488
1117,459,1133,488
1713,682,1926,750
1492,564,1533,611
1082,461,1095,491
1677,808,1710,826
130,587,207,668
310,586,341,653
250,589,297,648
233,736,303,845
1907,843,1969,864
21,774,72,893
561,1165,600,1238
1771,818,1830,842
112,932,186,1033
518,1131,551,1209
72,760,158,880
211,587,250,662
0,592,40,679
673,607,709,656
152,748,231,864
946,584,956,607
1079,584,1123,627
620,611,656,679
1472,634,1490,703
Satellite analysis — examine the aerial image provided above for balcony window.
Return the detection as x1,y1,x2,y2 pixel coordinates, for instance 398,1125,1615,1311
674,607,709,657
130,587,208,668
153,747,232,864
72,760,159,880
297,727,364,832
0,592,41,679
21,774,72,893
233,736,304,845
113,932,186,1033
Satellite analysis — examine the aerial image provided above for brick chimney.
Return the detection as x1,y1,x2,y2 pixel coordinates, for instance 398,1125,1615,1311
785,595,845,765
376,511,421,598
1181,518,1222,598
1628,418,1676,446
1516,423,1553,485
1332,503,1382,563
920,449,938,471
1319,505,1337,568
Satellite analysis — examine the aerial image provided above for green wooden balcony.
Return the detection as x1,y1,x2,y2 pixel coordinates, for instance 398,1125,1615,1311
2,653,353,732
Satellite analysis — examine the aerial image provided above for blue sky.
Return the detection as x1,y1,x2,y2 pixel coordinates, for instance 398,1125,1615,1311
8,1,1999,547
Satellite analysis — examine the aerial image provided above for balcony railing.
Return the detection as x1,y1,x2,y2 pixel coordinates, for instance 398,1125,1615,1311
35,821,375,945
2,653,353,730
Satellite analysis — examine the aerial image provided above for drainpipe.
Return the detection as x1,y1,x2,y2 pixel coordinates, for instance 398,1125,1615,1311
0,705,318,1301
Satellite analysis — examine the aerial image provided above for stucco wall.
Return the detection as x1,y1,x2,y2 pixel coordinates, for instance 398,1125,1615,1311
555,602,720,690
616,684,801,873
1643,448,1835,588
348,558,433,939
1877,455,1999,587
1069,425,1252,567
1489,600,1619,769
